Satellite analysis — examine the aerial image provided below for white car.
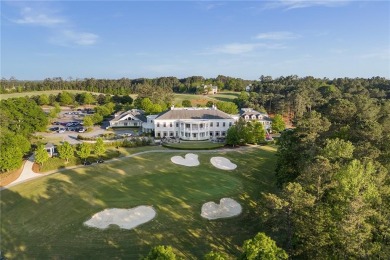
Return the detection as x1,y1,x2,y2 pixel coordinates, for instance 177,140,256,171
58,128,66,133
78,128,86,133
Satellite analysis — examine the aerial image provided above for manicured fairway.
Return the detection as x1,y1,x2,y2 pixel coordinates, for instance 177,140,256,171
0,147,277,259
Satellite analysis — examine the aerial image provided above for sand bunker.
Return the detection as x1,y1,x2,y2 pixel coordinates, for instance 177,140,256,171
210,157,237,170
201,198,242,220
84,206,156,230
171,153,200,167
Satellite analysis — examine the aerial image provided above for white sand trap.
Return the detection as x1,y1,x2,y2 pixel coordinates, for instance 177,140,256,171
84,206,156,230
210,157,237,170
201,198,242,220
171,153,200,167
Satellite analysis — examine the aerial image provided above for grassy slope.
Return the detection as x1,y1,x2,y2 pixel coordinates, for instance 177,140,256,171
173,92,240,106
1,147,275,259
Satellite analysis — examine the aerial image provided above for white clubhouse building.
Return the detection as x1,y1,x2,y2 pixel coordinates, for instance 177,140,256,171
109,106,272,141
151,105,234,141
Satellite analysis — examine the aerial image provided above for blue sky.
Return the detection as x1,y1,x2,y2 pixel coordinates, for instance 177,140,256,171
1,0,389,80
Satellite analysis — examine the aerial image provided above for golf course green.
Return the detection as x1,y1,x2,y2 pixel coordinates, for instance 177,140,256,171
1,146,277,259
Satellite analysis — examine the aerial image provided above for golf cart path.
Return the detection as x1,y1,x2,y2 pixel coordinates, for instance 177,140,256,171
1,146,253,191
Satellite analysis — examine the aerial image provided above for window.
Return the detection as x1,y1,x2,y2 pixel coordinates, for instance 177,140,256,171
193,133,197,138
216,122,220,127
222,131,226,136
223,122,225,127
157,132,161,137
163,123,166,127
124,122,128,126
186,124,190,129
176,123,179,127
229,122,232,126
210,122,213,127
164,132,167,137
157,123,160,127
216,132,219,136
170,132,174,136
170,123,172,127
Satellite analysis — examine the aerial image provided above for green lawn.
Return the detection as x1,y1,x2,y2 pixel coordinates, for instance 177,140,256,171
173,92,240,106
1,147,276,259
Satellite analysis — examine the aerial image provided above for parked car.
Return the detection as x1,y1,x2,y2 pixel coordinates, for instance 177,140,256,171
57,128,66,133
50,127,60,131
96,159,104,163
78,128,86,133
83,161,92,165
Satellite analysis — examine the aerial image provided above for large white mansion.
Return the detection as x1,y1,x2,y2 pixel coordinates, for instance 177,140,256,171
109,106,272,141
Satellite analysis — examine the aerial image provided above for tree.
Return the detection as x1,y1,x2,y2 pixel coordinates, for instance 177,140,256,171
272,114,285,132
262,183,315,256
93,137,106,159
57,141,74,163
35,144,49,167
0,132,30,172
216,101,238,114
250,121,266,144
143,245,178,260
58,91,74,105
83,116,94,128
321,138,354,162
240,232,288,260
226,125,240,146
81,92,95,105
182,100,191,107
38,94,50,105
0,144,23,172
77,142,91,163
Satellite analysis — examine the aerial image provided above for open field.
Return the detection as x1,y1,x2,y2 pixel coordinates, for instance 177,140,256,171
173,92,240,106
0,147,277,259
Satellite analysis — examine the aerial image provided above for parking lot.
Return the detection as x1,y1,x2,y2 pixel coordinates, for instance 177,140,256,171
37,108,142,145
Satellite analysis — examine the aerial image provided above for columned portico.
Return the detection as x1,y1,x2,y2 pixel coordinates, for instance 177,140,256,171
179,120,210,141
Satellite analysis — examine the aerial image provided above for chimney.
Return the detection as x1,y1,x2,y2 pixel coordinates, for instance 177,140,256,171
170,105,175,110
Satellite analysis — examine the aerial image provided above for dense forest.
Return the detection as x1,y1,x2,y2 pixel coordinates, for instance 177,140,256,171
1,75,389,258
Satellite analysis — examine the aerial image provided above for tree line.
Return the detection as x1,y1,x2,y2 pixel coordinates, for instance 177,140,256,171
0,75,252,95
259,79,390,258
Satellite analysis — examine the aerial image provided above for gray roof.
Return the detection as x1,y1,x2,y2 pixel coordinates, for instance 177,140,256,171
156,108,233,120
240,108,271,121
111,109,147,122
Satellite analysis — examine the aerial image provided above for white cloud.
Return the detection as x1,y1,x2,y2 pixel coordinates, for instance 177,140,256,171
215,43,260,54
13,7,65,26
208,42,285,55
63,30,98,45
264,0,351,10
10,4,98,47
256,31,300,40
51,30,99,46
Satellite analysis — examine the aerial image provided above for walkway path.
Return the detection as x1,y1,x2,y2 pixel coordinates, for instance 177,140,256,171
1,146,253,191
